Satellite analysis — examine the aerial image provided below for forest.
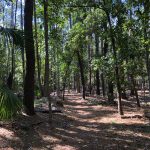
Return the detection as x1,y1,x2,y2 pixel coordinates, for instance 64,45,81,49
0,0,150,149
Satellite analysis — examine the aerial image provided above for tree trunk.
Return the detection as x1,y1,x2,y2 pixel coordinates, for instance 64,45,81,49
73,74,76,90
23,0,35,115
101,40,105,97
44,0,50,97
130,89,135,96
103,33,115,103
62,54,74,100
43,0,52,123
11,0,18,89
76,73,81,93
101,73,105,96
8,2,14,89
88,43,92,94
106,11,123,115
131,75,140,107
144,1,150,96
77,51,86,99
20,0,25,85
121,74,127,99
95,34,100,95
6,38,10,76
14,0,18,26
33,0,43,97
121,89,127,99
67,76,71,93
96,71,100,95
56,52,60,96
108,81,115,103
2,1,5,27
145,51,150,95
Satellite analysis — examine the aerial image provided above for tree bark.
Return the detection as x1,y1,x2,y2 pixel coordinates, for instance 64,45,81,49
101,39,106,96
88,43,92,94
33,0,43,97
23,0,35,115
108,81,115,103
76,73,81,93
106,11,123,115
77,50,86,99
20,0,25,85
44,0,50,97
11,0,18,89
131,75,140,107
43,0,52,123
103,37,115,103
143,1,150,96
101,73,105,96
8,2,15,89
2,1,5,27
95,34,100,95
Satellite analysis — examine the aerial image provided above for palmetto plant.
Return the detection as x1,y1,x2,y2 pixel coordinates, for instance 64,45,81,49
0,85,22,120
0,26,23,120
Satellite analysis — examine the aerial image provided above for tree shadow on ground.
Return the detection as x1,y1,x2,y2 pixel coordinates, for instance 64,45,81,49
43,113,150,150
0,92,150,150
0,115,53,149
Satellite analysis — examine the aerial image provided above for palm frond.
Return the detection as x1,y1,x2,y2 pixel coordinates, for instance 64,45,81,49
0,26,24,48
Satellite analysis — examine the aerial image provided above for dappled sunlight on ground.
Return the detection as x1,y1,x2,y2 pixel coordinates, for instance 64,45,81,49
0,91,150,150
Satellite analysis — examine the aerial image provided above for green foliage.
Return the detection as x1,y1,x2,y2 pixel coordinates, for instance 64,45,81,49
0,26,24,48
91,53,115,81
68,22,87,49
84,8,107,35
0,0,149,104
0,85,22,120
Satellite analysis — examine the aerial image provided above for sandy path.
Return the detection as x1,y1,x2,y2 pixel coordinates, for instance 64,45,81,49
0,92,150,150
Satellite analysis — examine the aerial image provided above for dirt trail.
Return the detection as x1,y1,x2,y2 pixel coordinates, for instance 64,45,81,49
0,92,150,150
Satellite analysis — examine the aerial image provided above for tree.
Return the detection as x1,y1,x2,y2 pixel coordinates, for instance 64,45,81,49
23,0,35,115
103,0,124,115
95,33,100,95
44,0,49,97
143,0,150,96
20,0,25,84
43,0,52,123
33,0,43,97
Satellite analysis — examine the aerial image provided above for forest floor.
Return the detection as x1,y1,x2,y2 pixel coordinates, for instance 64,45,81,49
0,91,150,150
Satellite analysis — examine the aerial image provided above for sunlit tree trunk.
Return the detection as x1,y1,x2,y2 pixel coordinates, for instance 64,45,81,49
56,49,60,96
43,0,52,123
2,1,5,27
7,2,14,89
88,42,92,94
7,0,18,89
20,0,25,85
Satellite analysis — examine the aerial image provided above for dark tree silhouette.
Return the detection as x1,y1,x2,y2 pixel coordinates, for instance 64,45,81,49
23,0,35,115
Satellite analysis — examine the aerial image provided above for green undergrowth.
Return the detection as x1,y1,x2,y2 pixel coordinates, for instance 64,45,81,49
0,85,22,120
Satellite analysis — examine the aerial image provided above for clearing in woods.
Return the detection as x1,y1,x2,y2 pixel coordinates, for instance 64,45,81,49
0,91,150,150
